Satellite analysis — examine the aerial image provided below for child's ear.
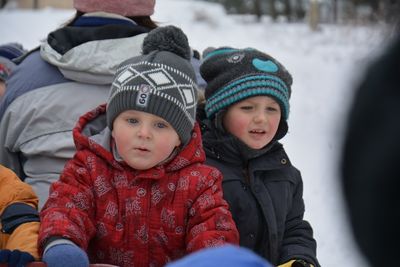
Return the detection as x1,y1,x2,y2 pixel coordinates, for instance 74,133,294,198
175,138,182,148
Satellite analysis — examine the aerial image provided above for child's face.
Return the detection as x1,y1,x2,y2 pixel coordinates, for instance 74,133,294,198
112,110,181,170
223,95,281,149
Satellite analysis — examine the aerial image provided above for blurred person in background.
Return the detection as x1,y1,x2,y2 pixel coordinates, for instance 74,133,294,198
0,43,26,99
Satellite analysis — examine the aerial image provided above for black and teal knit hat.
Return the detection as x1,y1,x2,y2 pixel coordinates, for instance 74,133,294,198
107,26,198,146
201,47,292,120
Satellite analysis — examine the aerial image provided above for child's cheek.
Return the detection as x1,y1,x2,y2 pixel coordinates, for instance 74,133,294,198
227,117,248,138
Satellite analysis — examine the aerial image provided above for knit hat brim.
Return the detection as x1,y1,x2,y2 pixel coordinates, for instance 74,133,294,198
107,84,196,146
205,74,290,120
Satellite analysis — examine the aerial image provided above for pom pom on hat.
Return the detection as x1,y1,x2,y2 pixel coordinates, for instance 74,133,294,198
142,26,191,61
107,26,198,146
73,0,155,17
201,47,292,121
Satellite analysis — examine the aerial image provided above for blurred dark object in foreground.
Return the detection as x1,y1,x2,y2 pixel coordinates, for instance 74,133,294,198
341,33,400,267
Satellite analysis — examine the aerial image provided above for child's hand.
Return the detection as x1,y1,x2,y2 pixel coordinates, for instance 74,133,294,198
0,249,35,267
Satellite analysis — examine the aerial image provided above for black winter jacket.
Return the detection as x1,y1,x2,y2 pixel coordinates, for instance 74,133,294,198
199,115,320,267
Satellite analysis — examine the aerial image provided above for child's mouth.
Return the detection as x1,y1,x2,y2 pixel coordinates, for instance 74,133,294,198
250,129,265,134
135,147,150,152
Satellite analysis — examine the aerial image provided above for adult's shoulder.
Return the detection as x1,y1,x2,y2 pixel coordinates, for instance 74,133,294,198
0,49,68,120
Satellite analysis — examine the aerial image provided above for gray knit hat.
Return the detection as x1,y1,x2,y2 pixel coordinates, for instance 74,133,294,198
107,26,198,146
201,47,292,120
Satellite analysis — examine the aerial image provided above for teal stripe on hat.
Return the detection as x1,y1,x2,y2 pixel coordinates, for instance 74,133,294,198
207,78,289,108
205,80,290,120
210,75,289,100
206,88,289,120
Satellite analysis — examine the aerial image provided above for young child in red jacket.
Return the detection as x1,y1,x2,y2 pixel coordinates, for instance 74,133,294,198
38,26,239,267
0,164,40,267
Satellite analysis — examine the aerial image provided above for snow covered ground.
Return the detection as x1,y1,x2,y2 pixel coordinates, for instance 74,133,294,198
0,0,394,266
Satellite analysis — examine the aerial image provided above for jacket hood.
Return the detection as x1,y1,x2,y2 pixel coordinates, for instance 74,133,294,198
40,12,150,84
73,104,206,174
201,118,282,164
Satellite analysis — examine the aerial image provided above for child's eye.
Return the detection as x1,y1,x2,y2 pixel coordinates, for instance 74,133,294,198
266,107,278,112
127,118,138,124
240,105,253,110
155,122,167,129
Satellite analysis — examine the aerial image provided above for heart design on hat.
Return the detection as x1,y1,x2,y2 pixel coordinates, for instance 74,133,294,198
252,58,278,73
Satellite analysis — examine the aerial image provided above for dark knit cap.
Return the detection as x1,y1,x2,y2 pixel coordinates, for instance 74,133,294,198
201,47,292,120
107,26,198,146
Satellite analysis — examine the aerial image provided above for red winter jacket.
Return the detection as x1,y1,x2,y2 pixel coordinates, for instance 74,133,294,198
38,104,239,267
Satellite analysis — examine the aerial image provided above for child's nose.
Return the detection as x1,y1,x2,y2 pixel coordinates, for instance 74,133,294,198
253,112,266,123
137,124,152,139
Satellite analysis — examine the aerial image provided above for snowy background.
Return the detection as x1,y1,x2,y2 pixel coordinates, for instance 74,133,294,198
0,0,395,266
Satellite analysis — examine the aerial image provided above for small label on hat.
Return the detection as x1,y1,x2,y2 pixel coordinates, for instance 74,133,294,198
136,84,151,107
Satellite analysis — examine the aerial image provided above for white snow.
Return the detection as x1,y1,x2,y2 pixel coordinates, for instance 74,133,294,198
0,0,393,266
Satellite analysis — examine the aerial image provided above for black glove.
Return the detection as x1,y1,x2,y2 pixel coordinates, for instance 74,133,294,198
292,259,312,267
0,249,35,267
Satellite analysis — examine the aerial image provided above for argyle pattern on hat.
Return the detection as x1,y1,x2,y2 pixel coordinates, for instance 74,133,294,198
107,52,198,145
